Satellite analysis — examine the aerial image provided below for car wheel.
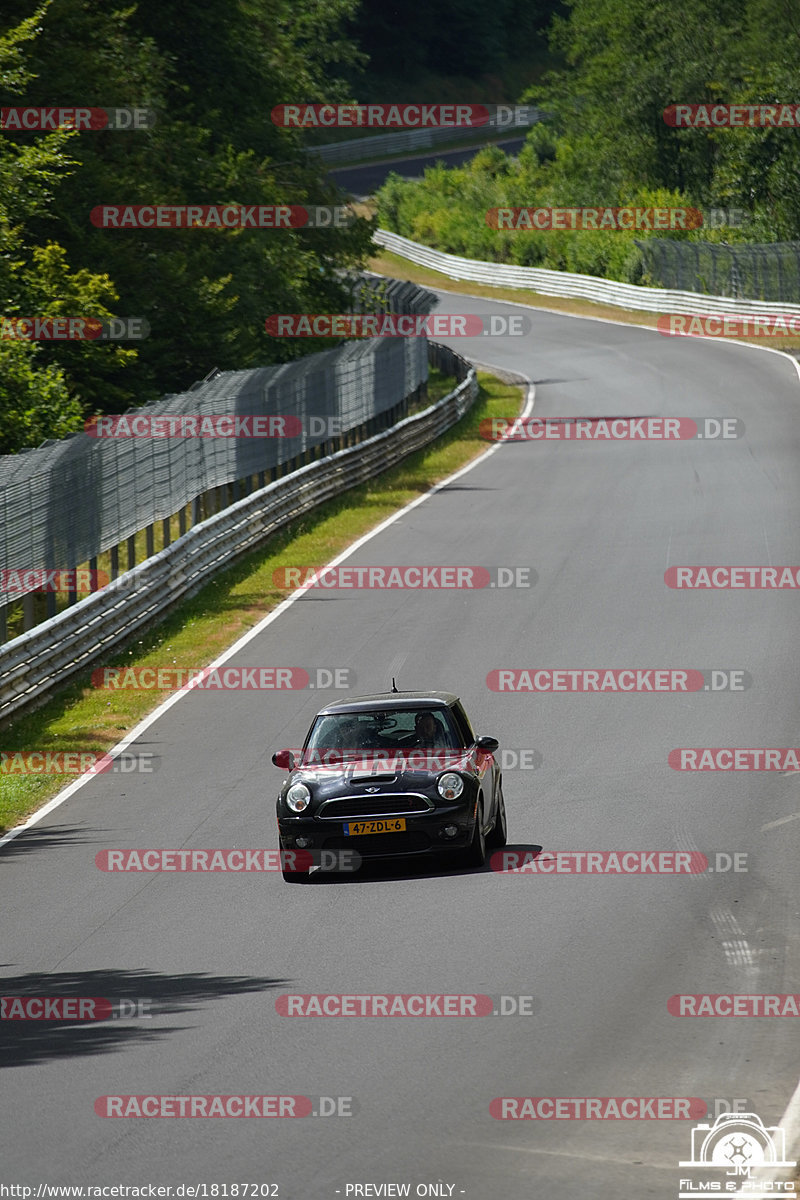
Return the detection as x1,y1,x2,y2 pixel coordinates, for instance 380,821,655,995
462,801,487,868
486,785,507,848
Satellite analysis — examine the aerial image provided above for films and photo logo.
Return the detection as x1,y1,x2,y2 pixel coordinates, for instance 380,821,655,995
678,1112,796,1195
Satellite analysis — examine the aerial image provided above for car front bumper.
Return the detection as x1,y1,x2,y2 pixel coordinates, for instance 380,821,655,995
277,803,477,860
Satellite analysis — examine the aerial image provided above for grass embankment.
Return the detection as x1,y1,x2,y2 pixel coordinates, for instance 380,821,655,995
0,367,524,835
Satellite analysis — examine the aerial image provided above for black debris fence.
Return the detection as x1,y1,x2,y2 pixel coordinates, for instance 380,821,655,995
636,239,800,303
0,276,438,644
0,344,478,724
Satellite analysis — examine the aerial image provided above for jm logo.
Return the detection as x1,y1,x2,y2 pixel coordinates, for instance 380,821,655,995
680,1112,796,1176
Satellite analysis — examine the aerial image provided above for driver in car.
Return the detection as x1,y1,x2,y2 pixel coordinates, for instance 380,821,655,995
404,710,447,748
337,717,362,748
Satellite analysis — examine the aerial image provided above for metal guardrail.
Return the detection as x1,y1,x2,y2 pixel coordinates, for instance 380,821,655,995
374,229,800,317
0,345,477,725
0,276,439,652
306,109,545,167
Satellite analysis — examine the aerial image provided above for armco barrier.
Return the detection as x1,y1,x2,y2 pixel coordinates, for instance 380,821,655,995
0,274,438,614
374,229,800,317
0,346,477,724
305,109,545,167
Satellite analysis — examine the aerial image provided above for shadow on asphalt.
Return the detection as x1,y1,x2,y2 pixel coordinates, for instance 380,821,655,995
0,824,107,860
0,968,291,1069
290,842,545,885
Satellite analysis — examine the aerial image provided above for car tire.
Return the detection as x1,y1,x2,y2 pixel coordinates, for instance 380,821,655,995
462,802,487,868
486,785,507,848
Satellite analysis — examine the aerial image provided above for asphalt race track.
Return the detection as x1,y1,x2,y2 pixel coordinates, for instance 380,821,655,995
3,292,800,1198
328,137,527,196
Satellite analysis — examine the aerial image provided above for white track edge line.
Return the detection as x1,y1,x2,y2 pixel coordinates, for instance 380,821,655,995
380,276,800,1166
420,281,800,380
0,377,535,853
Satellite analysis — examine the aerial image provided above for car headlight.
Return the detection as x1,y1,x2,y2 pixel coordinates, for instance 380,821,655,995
286,782,311,812
437,772,464,800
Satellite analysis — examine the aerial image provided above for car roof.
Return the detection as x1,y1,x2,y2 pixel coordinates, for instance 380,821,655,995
315,691,460,716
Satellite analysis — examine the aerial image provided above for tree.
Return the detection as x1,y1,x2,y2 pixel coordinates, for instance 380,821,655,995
0,6,131,452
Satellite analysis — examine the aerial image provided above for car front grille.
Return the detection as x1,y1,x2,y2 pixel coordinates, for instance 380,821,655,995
322,831,432,856
317,794,432,820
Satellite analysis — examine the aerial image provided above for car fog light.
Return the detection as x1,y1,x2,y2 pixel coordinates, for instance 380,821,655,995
295,836,312,849
442,824,459,838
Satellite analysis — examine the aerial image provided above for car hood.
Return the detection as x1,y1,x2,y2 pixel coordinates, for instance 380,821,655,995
284,748,488,787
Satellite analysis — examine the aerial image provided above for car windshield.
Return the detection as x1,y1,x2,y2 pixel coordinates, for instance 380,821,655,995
304,708,462,759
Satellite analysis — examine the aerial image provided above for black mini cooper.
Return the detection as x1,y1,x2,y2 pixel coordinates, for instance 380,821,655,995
272,690,507,880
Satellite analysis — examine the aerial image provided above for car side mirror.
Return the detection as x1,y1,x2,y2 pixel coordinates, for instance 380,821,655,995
272,749,295,770
475,735,499,753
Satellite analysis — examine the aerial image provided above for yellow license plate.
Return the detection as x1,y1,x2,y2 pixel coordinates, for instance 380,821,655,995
345,818,406,836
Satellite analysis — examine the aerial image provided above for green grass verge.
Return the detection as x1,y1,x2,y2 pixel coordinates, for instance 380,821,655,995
0,368,524,835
